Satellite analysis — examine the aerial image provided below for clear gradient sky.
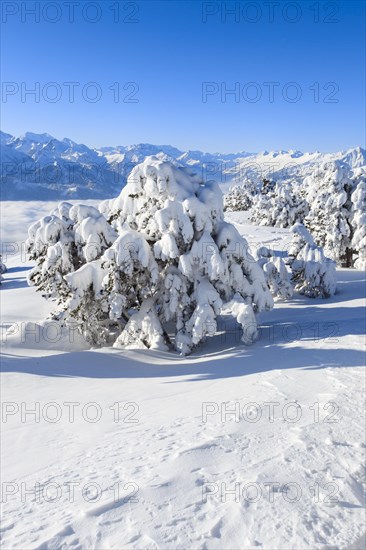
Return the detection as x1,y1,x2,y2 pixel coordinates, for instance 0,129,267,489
1,0,365,152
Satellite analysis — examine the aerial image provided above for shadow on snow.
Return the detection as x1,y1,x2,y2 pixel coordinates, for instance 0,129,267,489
1,269,364,381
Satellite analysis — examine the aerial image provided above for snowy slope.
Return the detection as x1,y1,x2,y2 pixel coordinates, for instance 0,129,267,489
1,130,365,200
1,204,365,550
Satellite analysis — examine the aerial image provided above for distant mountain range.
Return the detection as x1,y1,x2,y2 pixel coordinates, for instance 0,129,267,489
1,131,365,200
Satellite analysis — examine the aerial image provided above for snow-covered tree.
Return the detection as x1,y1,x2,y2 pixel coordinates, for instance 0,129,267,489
59,157,274,354
50,201,73,226
26,202,116,300
250,188,272,225
61,259,111,346
0,255,7,284
288,223,336,298
26,213,76,298
261,178,276,194
69,204,117,262
304,161,355,267
64,227,161,347
251,180,308,228
257,246,293,300
350,168,366,270
224,178,257,211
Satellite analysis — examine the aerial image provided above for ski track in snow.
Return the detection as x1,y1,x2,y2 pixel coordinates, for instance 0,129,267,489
1,205,365,549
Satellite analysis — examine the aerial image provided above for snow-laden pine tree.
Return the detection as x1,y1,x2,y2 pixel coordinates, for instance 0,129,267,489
61,157,274,354
26,212,75,298
224,178,257,212
288,223,336,298
304,161,355,266
68,204,117,262
26,202,116,300
257,247,293,300
350,167,366,270
251,180,308,228
50,201,73,226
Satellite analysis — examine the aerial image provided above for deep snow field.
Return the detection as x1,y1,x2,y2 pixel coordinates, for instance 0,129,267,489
1,202,365,550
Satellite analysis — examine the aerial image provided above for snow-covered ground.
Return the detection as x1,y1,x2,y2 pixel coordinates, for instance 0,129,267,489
1,204,365,550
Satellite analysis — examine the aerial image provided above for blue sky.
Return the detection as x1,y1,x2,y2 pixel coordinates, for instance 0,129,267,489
1,0,365,152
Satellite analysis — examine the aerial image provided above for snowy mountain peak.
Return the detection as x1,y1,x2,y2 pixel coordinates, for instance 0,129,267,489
22,131,54,143
0,130,13,144
62,137,78,147
1,130,365,200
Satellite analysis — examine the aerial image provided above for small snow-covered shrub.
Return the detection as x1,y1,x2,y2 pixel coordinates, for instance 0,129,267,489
26,213,75,298
288,224,336,298
257,247,293,300
224,178,256,211
304,161,355,267
31,157,274,354
350,167,366,270
26,202,116,300
250,190,271,225
251,180,308,228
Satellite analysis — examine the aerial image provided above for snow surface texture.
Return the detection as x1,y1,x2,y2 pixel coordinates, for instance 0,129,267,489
1,204,365,550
